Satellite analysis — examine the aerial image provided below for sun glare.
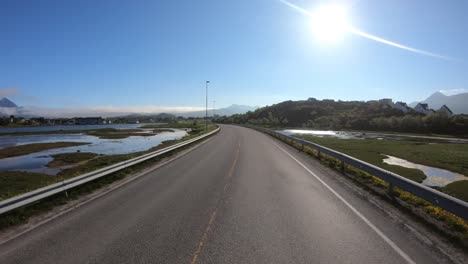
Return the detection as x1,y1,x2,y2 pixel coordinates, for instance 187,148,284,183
310,4,350,43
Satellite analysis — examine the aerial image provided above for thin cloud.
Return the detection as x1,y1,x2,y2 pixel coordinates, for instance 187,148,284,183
439,88,467,96
279,0,456,61
0,88,19,97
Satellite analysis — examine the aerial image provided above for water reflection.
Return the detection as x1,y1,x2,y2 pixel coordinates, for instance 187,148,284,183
279,129,355,139
0,129,187,175
382,155,467,187
0,123,149,134
279,129,468,144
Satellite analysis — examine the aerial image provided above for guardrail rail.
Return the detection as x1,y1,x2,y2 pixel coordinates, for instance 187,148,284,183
249,126,468,220
0,127,220,215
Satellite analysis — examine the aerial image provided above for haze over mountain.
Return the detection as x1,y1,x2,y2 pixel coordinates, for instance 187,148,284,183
409,92,468,114
177,104,257,118
0,98,256,118
0,98,17,108
0,97,20,117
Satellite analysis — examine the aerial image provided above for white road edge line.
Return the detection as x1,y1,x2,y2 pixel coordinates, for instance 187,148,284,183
0,135,218,248
272,141,417,264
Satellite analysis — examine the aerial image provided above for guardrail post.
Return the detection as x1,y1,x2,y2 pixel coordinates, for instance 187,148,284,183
341,160,345,174
62,178,68,198
317,150,321,159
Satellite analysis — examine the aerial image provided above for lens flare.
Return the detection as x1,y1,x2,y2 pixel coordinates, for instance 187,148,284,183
279,0,455,61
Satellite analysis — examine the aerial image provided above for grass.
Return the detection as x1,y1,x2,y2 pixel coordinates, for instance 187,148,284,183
85,128,148,139
294,135,468,182
0,142,90,159
153,128,174,133
443,180,468,202
141,121,199,129
0,171,56,201
341,129,468,139
46,152,99,168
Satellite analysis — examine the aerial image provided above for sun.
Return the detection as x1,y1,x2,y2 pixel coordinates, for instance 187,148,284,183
310,4,350,43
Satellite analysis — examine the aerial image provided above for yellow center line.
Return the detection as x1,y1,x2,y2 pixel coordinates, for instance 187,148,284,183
190,141,240,264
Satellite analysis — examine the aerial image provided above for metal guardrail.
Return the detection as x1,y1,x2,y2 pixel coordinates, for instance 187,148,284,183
0,127,220,215
250,126,468,220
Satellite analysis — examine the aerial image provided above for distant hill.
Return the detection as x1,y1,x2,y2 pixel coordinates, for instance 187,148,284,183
215,98,468,135
0,98,17,108
412,92,468,114
177,104,257,118
117,113,176,119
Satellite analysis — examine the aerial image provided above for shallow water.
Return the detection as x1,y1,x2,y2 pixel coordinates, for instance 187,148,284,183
279,129,355,139
0,129,187,175
0,134,95,149
280,129,467,144
382,155,467,187
0,123,151,134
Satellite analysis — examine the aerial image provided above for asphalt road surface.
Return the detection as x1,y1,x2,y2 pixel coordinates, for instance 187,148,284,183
0,125,449,263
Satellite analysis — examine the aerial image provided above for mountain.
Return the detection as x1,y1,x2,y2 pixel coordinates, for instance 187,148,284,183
417,92,468,114
0,97,18,108
177,104,257,118
0,98,20,117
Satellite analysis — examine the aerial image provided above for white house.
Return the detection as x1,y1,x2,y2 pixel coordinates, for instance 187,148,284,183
414,103,432,115
392,102,410,113
438,105,453,116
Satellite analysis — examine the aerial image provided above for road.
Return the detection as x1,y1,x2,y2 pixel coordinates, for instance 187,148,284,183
0,125,449,263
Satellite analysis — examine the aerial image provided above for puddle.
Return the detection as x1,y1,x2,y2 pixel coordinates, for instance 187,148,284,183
382,155,467,187
279,129,356,139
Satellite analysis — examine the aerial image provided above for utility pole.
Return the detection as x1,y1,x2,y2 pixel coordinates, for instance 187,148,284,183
205,81,209,132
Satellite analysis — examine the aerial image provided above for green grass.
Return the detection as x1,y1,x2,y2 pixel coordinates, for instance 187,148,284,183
0,142,90,159
295,136,425,182
141,121,202,129
0,171,57,201
84,128,148,139
47,152,99,168
152,128,174,133
295,135,468,183
443,180,468,202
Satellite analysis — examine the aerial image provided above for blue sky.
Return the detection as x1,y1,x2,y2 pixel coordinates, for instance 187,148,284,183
1,0,467,112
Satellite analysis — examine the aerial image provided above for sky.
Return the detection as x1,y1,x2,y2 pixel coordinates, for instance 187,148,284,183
1,0,468,114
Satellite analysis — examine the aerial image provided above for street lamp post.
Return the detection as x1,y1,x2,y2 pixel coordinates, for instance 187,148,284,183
205,81,209,132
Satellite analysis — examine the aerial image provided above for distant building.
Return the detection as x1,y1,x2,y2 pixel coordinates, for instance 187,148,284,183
74,117,103,125
438,105,453,116
379,98,394,109
392,102,410,113
414,103,432,115
379,98,393,104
